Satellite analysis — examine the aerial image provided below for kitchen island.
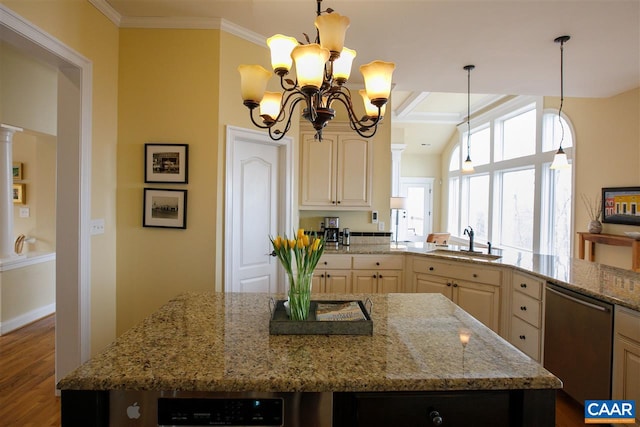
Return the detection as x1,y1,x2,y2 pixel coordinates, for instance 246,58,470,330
58,292,561,426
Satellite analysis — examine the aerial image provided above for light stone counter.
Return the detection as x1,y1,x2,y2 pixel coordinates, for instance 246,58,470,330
57,292,560,393
325,242,640,311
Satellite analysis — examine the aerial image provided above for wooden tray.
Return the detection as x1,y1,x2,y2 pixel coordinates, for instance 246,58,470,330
269,299,373,336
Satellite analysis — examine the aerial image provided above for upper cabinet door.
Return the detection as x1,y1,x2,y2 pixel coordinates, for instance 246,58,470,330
336,136,372,207
300,131,372,210
300,132,337,206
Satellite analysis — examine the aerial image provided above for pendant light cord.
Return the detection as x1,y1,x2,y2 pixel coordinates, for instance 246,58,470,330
555,36,570,151
464,64,475,161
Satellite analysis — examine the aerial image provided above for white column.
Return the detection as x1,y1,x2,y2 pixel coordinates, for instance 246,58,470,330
391,143,406,196
0,125,22,259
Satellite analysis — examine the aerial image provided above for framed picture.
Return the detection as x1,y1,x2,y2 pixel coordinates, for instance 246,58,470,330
602,186,640,226
144,143,188,183
13,183,26,204
143,188,187,229
12,162,22,181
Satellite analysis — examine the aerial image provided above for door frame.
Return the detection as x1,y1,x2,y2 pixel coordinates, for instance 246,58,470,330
224,126,293,293
1,5,93,383
399,177,435,242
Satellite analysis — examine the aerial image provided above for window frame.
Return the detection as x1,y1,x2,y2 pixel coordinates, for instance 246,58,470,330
446,96,576,256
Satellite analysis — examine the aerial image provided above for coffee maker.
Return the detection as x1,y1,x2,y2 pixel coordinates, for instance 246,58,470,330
323,216,340,244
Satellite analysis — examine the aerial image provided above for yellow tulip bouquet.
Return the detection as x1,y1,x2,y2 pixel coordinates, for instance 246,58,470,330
270,229,325,320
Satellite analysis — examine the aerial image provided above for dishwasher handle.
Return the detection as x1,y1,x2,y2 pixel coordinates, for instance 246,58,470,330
546,285,610,313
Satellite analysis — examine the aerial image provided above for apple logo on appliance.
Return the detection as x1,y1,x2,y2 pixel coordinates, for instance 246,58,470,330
126,402,141,420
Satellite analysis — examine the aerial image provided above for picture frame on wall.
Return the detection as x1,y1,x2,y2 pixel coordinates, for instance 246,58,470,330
144,143,188,183
13,183,26,204
143,188,187,229
12,162,22,181
602,186,640,226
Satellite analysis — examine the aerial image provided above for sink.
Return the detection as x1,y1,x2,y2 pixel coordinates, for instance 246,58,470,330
429,249,502,261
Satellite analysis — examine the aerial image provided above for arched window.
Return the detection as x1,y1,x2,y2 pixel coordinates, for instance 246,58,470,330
446,97,574,257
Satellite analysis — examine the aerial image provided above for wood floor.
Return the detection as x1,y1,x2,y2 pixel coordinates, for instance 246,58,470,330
0,314,607,426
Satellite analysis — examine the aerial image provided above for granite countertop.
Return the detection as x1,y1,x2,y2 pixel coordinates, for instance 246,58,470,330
57,292,561,393
324,242,640,311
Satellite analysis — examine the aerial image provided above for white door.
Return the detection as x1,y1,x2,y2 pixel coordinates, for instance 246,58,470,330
225,127,292,293
399,177,434,242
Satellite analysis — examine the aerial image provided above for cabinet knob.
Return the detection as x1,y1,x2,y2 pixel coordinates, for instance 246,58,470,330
321,273,325,278
429,410,443,426
324,261,328,265
446,282,452,287
473,273,478,278
379,274,383,279
520,283,527,288
376,262,380,266
519,335,526,340
337,201,341,204
520,306,527,311
326,274,331,278
332,201,336,204
372,274,377,278
429,267,434,271
453,283,458,288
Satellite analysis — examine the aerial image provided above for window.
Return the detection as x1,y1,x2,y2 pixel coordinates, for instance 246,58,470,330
446,97,574,257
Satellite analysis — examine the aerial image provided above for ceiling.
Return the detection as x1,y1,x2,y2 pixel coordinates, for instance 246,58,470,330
102,0,640,154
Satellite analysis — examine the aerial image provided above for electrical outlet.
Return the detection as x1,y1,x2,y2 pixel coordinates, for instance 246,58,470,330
90,218,105,235
19,207,30,218
378,221,385,231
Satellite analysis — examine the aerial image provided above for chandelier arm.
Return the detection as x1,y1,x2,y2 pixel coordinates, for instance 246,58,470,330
247,108,273,130
330,91,384,131
279,73,298,92
266,95,308,141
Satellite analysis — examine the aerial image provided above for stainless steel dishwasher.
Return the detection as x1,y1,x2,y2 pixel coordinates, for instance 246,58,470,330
544,282,613,404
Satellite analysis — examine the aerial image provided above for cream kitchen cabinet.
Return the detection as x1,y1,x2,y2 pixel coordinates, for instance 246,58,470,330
313,254,352,293
509,271,545,362
351,255,404,293
612,305,640,425
299,131,372,209
408,256,503,334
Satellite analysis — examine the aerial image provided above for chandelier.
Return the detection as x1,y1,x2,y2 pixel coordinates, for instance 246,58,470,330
238,0,396,141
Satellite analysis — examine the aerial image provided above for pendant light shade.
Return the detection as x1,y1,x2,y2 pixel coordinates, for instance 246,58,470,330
238,64,271,106
332,47,356,84
291,44,331,91
360,60,396,105
259,91,283,122
550,35,571,170
314,12,350,58
266,34,298,74
462,64,475,173
359,90,386,118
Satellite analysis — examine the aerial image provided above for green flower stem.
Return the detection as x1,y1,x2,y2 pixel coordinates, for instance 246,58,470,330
288,271,313,321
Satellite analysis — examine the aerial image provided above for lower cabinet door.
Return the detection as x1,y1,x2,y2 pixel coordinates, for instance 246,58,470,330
377,271,402,293
454,280,500,333
414,273,453,299
324,270,351,293
352,271,377,293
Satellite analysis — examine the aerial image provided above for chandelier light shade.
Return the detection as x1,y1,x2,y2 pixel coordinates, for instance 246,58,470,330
359,90,386,118
462,64,475,173
238,64,272,105
266,35,298,73
314,12,350,57
238,0,395,140
550,35,571,170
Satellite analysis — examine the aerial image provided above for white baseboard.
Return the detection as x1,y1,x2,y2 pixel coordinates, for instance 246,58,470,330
0,303,56,335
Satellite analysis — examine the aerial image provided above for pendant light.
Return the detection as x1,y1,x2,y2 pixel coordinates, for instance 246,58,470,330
462,65,475,173
550,35,571,170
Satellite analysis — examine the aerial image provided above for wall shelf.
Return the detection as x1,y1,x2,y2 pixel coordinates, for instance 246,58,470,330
577,232,640,272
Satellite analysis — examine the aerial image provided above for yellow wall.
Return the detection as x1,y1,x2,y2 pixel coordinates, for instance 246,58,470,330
0,260,55,328
553,87,640,268
12,131,57,253
3,0,120,354
0,42,57,134
116,28,221,333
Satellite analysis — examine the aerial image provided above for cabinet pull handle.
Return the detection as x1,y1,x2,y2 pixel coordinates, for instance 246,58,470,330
429,267,434,271
520,306,527,311
519,335,526,340
429,409,443,426
520,283,527,288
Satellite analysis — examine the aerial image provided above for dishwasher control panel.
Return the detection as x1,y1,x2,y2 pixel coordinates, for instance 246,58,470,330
158,397,284,426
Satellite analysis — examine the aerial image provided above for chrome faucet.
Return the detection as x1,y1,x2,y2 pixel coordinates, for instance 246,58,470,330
463,226,475,252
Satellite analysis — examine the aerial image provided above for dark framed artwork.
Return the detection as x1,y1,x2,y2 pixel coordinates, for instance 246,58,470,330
143,188,187,229
602,186,640,226
144,143,189,183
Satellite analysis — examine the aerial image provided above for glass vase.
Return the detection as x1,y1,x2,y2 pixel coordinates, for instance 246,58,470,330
287,271,313,321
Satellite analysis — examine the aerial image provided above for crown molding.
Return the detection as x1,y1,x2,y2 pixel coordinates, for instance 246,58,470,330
219,19,266,47
88,0,121,27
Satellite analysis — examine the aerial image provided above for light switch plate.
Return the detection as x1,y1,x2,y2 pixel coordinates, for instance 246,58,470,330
90,218,105,235
19,207,30,218
371,211,378,223
378,221,385,231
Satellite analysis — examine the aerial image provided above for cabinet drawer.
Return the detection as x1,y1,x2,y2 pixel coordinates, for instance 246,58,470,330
512,291,541,327
317,254,352,270
411,257,452,276
352,255,403,270
615,306,640,343
412,256,501,284
512,271,543,299
510,316,541,360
